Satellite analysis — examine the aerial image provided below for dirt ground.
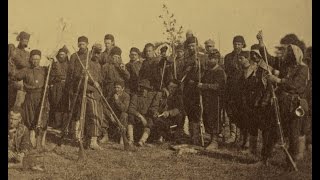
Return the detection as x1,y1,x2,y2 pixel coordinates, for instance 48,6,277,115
9,131,312,180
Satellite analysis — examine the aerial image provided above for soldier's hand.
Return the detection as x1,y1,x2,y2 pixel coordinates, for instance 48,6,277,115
119,63,126,71
197,83,203,89
139,115,148,126
267,74,281,83
189,80,195,84
161,111,170,118
114,94,119,100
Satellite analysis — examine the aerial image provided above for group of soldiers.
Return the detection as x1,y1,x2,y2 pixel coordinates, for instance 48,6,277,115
8,30,312,171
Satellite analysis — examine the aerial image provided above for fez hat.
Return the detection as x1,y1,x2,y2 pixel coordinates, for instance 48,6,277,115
233,35,246,48
110,46,122,57
16,31,30,41
130,47,141,55
78,36,88,43
104,34,115,41
30,49,41,57
139,79,153,90
185,36,198,45
57,45,69,55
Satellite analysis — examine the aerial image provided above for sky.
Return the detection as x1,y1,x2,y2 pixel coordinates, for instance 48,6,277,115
8,0,312,65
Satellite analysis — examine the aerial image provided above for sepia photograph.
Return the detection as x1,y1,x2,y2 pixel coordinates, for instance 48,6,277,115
8,0,312,179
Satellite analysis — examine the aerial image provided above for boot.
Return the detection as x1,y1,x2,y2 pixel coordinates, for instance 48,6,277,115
127,124,134,145
41,130,47,149
30,130,36,148
138,128,150,147
89,137,103,150
206,135,219,151
99,132,109,144
296,135,306,161
249,136,258,155
241,131,249,149
183,116,190,136
225,123,236,144
120,136,124,145
36,130,43,151
191,123,200,145
74,121,81,140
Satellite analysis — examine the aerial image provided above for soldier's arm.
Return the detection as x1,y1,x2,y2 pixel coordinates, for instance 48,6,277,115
128,94,140,117
167,95,184,117
119,67,131,81
280,66,309,92
20,126,32,154
114,93,130,113
147,92,161,117
13,67,27,81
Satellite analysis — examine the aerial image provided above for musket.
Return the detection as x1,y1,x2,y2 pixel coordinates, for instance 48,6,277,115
160,58,167,90
172,42,177,79
195,38,205,147
260,31,298,171
72,46,130,151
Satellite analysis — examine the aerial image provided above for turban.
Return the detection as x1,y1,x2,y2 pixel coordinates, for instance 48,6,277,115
185,36,198,45
104,34,115,41
130,47,141,55
110,46,122,57
58,46,69,55
233,35,246,48
78,36,88,43
16,31,30,41
30,49,41,57
204,39,215,47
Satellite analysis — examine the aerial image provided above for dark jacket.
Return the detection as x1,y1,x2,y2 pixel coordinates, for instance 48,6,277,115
126,60,142,93
128,91,160,117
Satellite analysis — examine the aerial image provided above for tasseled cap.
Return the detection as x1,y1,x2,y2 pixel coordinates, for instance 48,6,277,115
78,36,88,43
30,49,41,57
16,31,30,41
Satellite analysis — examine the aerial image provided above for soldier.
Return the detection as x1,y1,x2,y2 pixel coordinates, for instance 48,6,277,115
267,44,309,170
10,31,31,108
128,79,160,146
9,44,18,111
66,36,91,139
238,45,274,158
224,35,248,144
153,79,186,143
197,50,226,150
100,34,117,66
48,46,69,129
8,107,32,168
172,44,185,81
109,81,130,145
126,47,142,95
139,43,161,91
13,49,49,149
182,36,209,145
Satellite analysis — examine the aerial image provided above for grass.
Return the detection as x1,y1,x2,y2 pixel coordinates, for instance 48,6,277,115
8,131,312,180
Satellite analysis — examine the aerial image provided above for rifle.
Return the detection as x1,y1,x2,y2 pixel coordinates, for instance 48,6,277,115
260,31,298,171
72,46,130,151
172,42,177,79
195,39,205,147
35,58,53,150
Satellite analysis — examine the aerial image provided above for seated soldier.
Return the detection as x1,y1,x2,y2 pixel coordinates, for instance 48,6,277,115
128,79,160,147
109,80,130,145
8,107,31,168
153,79,186,143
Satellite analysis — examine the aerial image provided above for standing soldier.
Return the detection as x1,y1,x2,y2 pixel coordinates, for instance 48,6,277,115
109,81,130,145
267,44,309,170
224,35,248,144
197,50,226,150
128,79,160,146
182,36,209,145
48,46,69,130
139,43,164,91
9,44,18,111
10,31,31,108
100,34,117,66
102,46,130,99
171,44,185,81
126,47,142,95
66,36,91,140
12,49,49,149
